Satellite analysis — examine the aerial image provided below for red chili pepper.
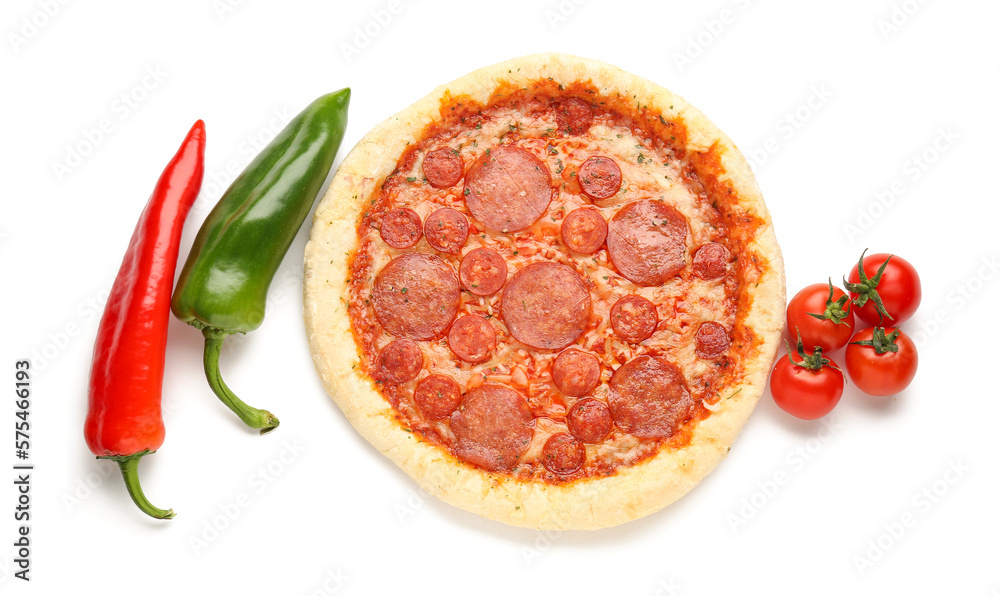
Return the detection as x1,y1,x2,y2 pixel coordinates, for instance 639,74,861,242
84,120,206,519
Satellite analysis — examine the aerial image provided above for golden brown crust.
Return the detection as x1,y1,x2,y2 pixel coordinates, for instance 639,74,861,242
303,53,785,530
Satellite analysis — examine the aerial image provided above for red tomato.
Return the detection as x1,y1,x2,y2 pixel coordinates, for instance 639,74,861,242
844,251,921,327
770,343,845,420
786,281,855,352
845,327,918,396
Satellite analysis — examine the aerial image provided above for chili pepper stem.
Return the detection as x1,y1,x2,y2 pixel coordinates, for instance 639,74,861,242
99,451,175,520
202,328,280,434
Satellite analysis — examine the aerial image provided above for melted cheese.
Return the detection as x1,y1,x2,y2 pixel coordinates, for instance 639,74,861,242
348,97,740,481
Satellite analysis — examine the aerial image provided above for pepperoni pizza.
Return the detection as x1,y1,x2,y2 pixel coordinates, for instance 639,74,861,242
304,54,785,530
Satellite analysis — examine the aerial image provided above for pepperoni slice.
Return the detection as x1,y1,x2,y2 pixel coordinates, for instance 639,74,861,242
447,315,496,363
606,199,689,287
695,321,730,359
373,339,423,383
450,384,533,472
560,208,607,254
413,374,462,420
424,208,468,254
608,356,696,439
610,294,658,343
566,398,613,444
463,145,552,233
552,349,600,396
422,147,464,189
379,208,422,249
692,242,730,280
555,98,593,135
578,156,622,200
372,253,460,340
541,433,585,475
501,262,591,350
459,247,507,296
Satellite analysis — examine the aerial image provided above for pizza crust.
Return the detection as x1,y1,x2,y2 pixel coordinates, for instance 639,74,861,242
303,53,785,530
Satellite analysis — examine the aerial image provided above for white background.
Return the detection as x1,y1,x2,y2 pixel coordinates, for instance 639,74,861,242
2,0,998,594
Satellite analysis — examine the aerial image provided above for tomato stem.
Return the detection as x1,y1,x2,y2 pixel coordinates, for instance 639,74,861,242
843,249,894,324
787,329,846,381
807,278,852,326
850,326,901,354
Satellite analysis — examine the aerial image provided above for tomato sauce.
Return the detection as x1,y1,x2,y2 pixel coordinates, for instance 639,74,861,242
346,79,769,483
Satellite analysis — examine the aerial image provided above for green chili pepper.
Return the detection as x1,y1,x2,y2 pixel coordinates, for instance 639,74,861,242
171,88,350,433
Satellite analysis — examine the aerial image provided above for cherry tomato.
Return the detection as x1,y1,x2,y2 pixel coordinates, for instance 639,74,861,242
770,336,845,420
786,280,855,352
845,327,918,396
844,251,921,327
